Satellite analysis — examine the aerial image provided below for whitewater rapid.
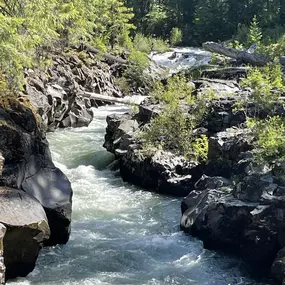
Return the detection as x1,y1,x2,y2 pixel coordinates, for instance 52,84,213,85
7,105,273,285
149,47,211,75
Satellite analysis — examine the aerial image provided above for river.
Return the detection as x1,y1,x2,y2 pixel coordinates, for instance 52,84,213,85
8,105,274,285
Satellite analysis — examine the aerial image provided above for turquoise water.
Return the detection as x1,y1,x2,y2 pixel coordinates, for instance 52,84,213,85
8,105,273,285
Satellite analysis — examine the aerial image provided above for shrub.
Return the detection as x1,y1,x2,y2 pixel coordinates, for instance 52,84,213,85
140,75,209,162
170,27,183,46
115,76,131,95
247,15,262,47
133,33,169,54
241,62,285,165
123,49,152,89
241,64,285,113
247,116,285,164
151,75,194,105
192,135,209,162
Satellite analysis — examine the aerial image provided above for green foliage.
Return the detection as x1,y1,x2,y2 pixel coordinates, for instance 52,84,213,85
227,40,244,50
263,25,285,45
115,76,131,95
126,0,285,45
143,3,169,36
0,0,135,88
170,27,182,46
140,75,209,162
241,64,285,112
241,63,285,165
192,135,208,162
247,116,285,164
151,75,194,105
236,24,250,45
123,49,152,89
261,35,285,60
247,16,262,47
133,33,169,54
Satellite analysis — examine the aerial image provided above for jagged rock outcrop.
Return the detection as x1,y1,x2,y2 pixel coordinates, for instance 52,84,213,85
0,188,50,279
0,104,72,246
180,169,285,273
120,146,203,196
272,249,285,283
104,112,139,155
104,110,204,196
26,50,122,131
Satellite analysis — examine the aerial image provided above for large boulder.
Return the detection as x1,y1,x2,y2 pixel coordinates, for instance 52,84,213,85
271,248,285,283
120,147,202,196
181,171,285,270
0,105,72,246
104,112,139,155
0,187,50,279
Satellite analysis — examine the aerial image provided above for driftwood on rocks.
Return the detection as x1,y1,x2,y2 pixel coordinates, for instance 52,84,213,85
80,44,127,65
81,91,147,106
202,67,250,79
203,41,270,66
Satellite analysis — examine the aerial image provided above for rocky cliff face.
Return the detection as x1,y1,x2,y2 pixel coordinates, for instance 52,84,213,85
26,49,122,131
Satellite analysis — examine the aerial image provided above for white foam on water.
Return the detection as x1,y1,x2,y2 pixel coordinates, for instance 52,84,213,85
8,105,274,285
149,47,211,75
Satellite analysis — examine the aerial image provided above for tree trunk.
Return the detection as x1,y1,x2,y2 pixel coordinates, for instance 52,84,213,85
202,41,269,66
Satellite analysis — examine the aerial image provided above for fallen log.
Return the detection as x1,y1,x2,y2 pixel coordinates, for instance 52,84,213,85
79,44,127,65
202,42,269,66
202,66,250,79
80,91,147,106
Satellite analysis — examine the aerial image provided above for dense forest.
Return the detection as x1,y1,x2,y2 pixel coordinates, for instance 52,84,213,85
1,0,285,80
2,1,285,283
1,0,285,88
1,0,285,161
126,0,285,45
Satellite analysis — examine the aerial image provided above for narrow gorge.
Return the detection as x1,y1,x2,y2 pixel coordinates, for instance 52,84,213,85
0,47,280,285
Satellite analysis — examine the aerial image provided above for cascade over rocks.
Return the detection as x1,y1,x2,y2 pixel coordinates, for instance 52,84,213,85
0,48,125,281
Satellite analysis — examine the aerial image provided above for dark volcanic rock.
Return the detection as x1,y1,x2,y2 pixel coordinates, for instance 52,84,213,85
104,112,139,155
208,128,254,162
272,248,285,283
0,105,72,246
0,187,50,279
21,164,72,246
103,108,204,197
26,51,122,130
181,171,285,270
194,174,231,190
120,147,202,196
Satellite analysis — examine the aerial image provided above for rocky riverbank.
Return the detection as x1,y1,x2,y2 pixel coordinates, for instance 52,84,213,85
0,47,124,282
25,47,123,131
103,76,285,284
